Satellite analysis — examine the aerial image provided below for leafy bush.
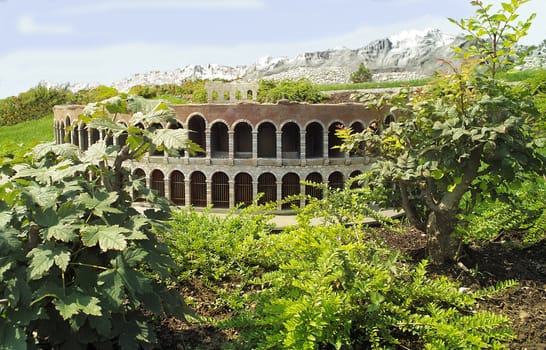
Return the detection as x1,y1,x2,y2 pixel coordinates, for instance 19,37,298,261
257,78,325,103
457,176,546,244
350,63,373,83
226,208,516,349
164,205,275,282
0,96,195,349
0,85,73,126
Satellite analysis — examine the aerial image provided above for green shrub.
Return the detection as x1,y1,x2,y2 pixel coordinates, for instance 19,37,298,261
350,63,373,83
457,176,546,244
229,217,516,349
0,85,73,126
257,78,325,103
0,96,195,349
163,205,275,282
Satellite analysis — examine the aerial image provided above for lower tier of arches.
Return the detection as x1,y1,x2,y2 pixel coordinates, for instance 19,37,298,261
132,165,366,210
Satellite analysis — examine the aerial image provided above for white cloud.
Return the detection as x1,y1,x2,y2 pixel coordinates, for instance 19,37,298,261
17,15,73,35
60,0,264,15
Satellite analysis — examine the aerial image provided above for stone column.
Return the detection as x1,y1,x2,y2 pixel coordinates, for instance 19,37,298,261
276,131,283,166
205,129,211,164
252,130,258,166
206,179,212,207
323,130,329,165
276,180,283,211
300,129,307,166
228,130,234,165
229,180,235,208
164,177,171,201
185,178,191,206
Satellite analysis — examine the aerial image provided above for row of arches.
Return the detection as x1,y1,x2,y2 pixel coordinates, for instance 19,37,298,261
55,114,394,160
134,168,362,209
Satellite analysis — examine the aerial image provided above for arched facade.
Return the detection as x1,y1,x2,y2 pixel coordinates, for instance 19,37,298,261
53,101,385,210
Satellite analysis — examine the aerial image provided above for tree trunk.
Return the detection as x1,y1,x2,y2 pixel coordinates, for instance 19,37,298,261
426,210,460,264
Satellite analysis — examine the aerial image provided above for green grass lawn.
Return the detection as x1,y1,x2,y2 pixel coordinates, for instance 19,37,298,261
0,115,54,155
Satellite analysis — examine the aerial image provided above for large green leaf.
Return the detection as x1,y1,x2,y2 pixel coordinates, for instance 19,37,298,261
54,293,102,320
27,246,55,280
150,128,189,150
81,225,129,251
32,142,81,161
78,191,122,216
45,222,78,242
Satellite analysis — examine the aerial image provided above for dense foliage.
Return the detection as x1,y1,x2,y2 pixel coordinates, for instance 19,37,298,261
337,0,545,263
0,96,198,349
164,192,517,349
0,85,72,127
257,78,326,103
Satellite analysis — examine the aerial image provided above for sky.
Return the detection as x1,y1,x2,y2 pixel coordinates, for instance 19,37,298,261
0,0,544,99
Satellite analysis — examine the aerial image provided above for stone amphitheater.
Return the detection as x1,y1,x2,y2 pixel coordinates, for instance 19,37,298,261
53,82,391,210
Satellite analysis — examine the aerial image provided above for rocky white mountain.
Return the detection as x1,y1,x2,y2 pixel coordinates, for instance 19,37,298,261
48,29,545,93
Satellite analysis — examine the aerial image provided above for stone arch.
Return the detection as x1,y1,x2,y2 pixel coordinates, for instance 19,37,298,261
328,171,344,190
132,168,146,201
281,122,300,159
80,123,89,151
167,121,185,157
149,123,164,156
210,121,229,158
190,171,207,207
305,121,324,158
349,170,362,189
234,121,253,159
90,127,100,145
64,116,71,143
187,114,206,157
328,121,345,158
257,172,276,205
170,170,185,205
211,172,229,208
305,172,323,199
282,172,300,209
349,121,365,157
384,114,395,127
257,121,276,158
150,169,165,197
234,172,253,207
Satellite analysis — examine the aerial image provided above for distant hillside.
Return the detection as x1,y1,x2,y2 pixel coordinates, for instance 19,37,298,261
45,29,546,93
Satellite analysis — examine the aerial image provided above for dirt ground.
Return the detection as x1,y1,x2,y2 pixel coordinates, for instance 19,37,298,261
155,225,546,350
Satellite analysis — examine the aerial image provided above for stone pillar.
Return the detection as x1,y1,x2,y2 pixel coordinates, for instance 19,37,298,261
276,180,283,211
323,130,329,165
164,177,171,201
229,180,235,208
276,131,283,166
252,130,258,166
300,129,307,166
205,129,211,164
206,179,212,207
228,130,234,165
300,183,306,208
252,179,258,205
185,178,191,206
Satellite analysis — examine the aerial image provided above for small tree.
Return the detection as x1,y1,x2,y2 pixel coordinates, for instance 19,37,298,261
0,96,201,348
350,63,372,83
337,0,545,263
